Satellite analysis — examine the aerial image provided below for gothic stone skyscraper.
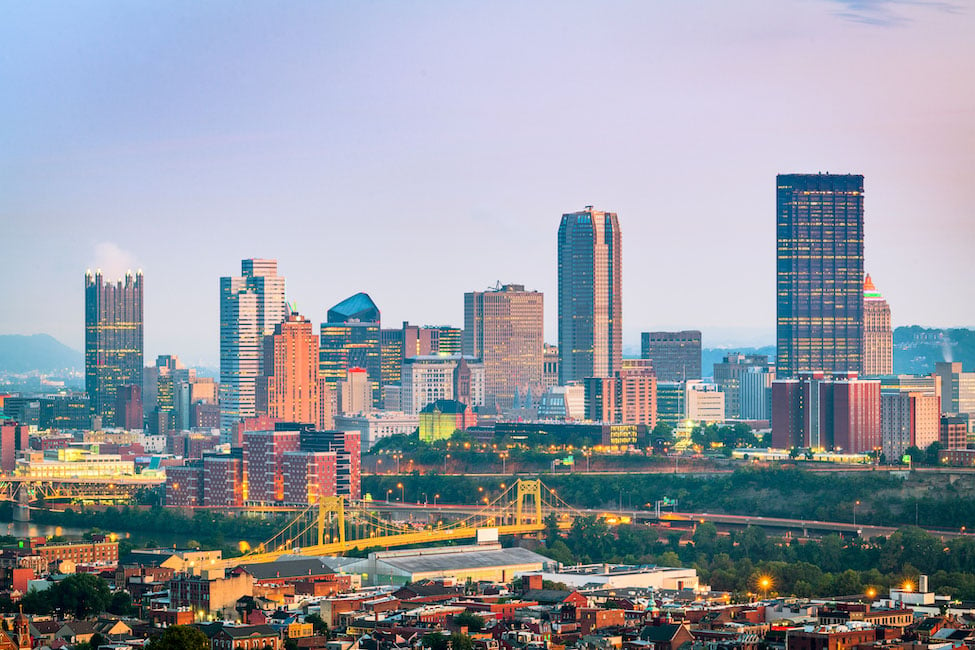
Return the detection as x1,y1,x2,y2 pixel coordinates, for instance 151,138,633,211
862,273,892,376
219,259,286,434
776,174,864,378
85,270,144,426
558,206,622,383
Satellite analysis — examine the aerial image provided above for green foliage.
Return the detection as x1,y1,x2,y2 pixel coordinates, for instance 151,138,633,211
108,590,137,616
147,625,210,650
305,612,329,636
450,633,474,650
21,573,113,618
454,611,485,632
422,631,450,650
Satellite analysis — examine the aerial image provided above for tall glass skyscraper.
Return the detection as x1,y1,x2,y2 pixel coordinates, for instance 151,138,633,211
558,206,622,383
85,270,143,426
220,259,286,434
320,293,382,407
776,174,864,377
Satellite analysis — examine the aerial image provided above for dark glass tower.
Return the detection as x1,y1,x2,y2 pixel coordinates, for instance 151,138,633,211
558,206,622,383
85,270,144,426
776,173,864,377
320,293,382,407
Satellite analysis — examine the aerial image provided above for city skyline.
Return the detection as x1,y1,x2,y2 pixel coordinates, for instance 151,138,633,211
2,2,973,365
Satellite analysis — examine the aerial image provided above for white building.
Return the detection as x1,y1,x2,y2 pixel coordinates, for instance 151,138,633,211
538,384,586,420
333,411,419,450
526,563,700,591
401,355,484,415
219,259,286,435
685,381,725,423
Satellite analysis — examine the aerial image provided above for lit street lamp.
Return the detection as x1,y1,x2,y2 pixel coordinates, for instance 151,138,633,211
854,500,860,528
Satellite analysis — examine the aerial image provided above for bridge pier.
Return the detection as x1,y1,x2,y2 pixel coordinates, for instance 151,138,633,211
14,486,29,522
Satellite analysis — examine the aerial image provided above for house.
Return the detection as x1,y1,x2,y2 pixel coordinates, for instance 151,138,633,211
210,624,283,649
638,622,695,650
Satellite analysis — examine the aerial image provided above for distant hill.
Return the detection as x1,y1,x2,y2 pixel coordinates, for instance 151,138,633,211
0,334,83,373
893,326,975,374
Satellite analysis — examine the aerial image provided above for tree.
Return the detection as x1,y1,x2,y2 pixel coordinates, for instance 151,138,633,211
305,613,328,636
108,590,137,616
924,442,943,466
422,632,450,650
454,612,485,632
450,633,474,650
147,625,210,650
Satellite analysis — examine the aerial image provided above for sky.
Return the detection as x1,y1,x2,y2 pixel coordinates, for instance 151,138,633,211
1,0,972,367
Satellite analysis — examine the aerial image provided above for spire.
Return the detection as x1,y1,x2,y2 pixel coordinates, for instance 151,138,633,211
863,273,883,300
863,273,876,292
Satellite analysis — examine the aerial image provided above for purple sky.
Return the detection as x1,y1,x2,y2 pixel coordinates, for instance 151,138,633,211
2,1,972,366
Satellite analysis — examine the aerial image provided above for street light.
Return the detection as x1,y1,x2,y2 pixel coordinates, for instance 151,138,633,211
434,494,440,506
758,575,772,599
397,482,404,502
444,453,451,474
854,500,860,528
386,489,393,502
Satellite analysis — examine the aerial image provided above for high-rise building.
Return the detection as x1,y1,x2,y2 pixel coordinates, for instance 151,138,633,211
713,353,771,419
935,362,975,417
463,284,544,409
242,428,300,504
380,322,463,387
85,270,144,426
776,174,864,377
584,365,657,427
219,259,286,434
684,381,725,424
740,366,775,422
257,311,323,429
558,207,622,383
320,293,381,408
940,415,969,450
771,372,880,453
641,331,703,383
880,391,940,460
338,367,372,416
862,274,892,376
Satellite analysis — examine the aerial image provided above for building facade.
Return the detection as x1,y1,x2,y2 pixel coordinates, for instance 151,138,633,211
558,207,622,383
584,366,657,427
320,293,382,408
641,331,702,382
401,355,485,415
776,174,864,377
219,259,286,434
85,270,144,427
880,391,940,459
861,274,892,376
257,311,324,429
772,372,881,453
936,362,975,418
712,353,769,418
463,284,544,409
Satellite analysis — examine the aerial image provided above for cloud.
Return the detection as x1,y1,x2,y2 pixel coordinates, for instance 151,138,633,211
822,0,962,26
90,242,140,280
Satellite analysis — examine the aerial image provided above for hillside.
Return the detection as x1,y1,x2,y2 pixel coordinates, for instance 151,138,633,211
0,334,83,373
893,326,975,374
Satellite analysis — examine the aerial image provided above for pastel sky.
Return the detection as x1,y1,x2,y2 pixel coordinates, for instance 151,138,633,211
2,1,972,366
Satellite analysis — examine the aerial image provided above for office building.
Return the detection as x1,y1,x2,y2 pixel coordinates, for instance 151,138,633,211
684,381,725,424
880,392,940,459
712,353,769,418
85,270,144,426
935,362,975,417
641,331,702,382
0,423,29,474
537,384,586,420
861,274,892,376
115,384,143,431
257,311,324,429
401,355,485,415
880,374,941,398
656,382,686,428
740,366,775,422
418,399,477,442
219,259,286,434
320,293,381,407
543,344,560,388
584,366,657,427
464,284,544,409
558,207,622,382
776,173,864,377
202,450,245,507
242,428,299,504
771,372,880,453
379,322,463,387
940,415,969,449
337,367,372,416
333,411,419,451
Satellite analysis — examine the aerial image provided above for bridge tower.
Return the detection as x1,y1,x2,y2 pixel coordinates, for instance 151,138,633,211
515,479,542,526
316,496,346,547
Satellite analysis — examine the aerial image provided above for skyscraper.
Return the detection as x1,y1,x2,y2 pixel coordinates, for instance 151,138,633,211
319,293,382,407
641,331,703,382
776,174,864,378
85,270,143,426
862,274,892,376
558,206,622,383
257,310,323,428
219,259,286,434
463,283,544,409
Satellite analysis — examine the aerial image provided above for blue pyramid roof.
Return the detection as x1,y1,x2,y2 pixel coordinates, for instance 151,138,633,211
327,292,380,323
